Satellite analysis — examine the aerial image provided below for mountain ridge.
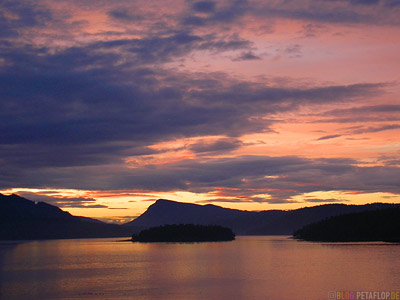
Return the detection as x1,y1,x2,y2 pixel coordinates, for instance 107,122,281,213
0,193,132,240
124,199,399,235
2,193,398,239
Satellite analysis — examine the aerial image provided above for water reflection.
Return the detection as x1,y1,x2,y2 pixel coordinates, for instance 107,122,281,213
0,237,399,300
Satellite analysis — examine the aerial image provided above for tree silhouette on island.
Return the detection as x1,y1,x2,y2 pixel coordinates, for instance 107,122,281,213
293,206,400,242
131,224,235,243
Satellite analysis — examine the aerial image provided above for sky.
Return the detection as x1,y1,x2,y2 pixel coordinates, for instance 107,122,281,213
1,0,399,223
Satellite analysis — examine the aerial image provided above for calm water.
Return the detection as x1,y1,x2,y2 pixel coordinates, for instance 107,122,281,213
0,236,399,300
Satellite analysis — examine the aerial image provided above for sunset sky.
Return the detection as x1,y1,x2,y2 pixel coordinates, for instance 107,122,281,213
1,0,399,223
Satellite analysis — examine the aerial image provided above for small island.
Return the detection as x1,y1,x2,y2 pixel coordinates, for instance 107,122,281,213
132,224,235,243
293,207,400,242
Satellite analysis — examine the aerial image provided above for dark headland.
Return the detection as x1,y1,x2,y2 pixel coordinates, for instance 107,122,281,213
2,193,399,242
131,224,235,243
0,193,132,240
294,206,400,242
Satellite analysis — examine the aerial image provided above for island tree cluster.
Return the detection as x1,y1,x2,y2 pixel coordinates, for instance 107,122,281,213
132,224,235,243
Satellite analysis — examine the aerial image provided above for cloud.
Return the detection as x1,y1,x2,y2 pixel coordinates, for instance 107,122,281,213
303,198,347,203
0,0,52,37
299,23,327,37
116,156,400,201
195,198,256,204
15,191,107,209
333,0,381,5
316,134,342,140
233,51,262,61
348,124,400,134
183,0,249,27
385,0,400,7
107,8,144,22
182,0,400,29
307,104,400,124
284,44,302,58
1,0,399,209
252,0,400,26
322,104,400,116
107,207,129,210
191,1,216,13
62,33,252,67
0,41,385,174
3,155,399,204
97,216,138,224
188,138,242,154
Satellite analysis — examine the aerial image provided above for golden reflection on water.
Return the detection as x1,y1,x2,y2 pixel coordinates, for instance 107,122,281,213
0,237,399,300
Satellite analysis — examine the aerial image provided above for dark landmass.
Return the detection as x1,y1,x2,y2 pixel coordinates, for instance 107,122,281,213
293,206,400,242
0,194,132,240
2,193,399,241
132,224,235,243
124,199,398,235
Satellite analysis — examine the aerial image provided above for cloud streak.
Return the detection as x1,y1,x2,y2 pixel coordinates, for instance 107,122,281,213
316,134,342,140
15,192,108,209
3,156,399,204
0,40,386,173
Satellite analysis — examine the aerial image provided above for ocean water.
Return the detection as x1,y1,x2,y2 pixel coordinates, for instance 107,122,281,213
0,236,399,300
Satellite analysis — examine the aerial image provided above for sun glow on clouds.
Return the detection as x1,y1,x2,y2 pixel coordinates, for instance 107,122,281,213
1,0,399,221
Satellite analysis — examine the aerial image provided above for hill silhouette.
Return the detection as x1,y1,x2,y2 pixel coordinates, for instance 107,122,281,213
132,224,235,242
293,206,400,242
3,194,398,240
0,193,132,240
124,199,398,235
